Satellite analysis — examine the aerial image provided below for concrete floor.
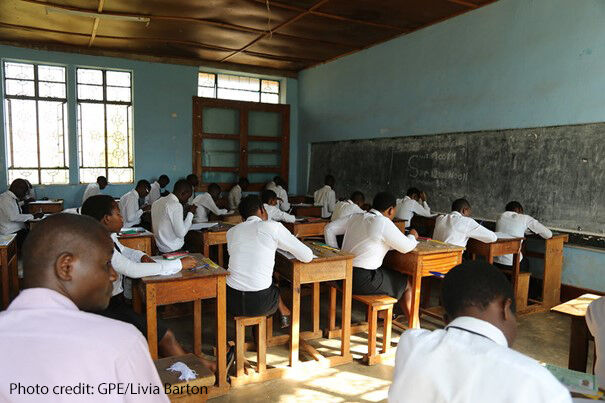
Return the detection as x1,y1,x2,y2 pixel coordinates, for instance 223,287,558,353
164,291,589,403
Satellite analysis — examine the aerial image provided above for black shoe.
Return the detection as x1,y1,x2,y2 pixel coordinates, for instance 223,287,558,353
226,345,235,374
280,315,291,329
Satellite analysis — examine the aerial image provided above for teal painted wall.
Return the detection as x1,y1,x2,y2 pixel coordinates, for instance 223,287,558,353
297,0,605,290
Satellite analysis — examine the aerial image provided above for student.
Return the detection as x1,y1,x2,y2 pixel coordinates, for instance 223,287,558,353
152,179,196,253
262,189,296,223
388,260,571,403
586,296,605,387
0,214,167,402
147,174,170,205
267,176,290,212
325,192,419,317
331,191,365,221
227,195,313,328
494,201,552,270
23,179,36,203
395,187,431,226
191,183,229,223
186,174,199,204
0,179,43,249
82,175,108,204
119,180,151,228
433,198,497,247
228,177,249,210
314,174,336,219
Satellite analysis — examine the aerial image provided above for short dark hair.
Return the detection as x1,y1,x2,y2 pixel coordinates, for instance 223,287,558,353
324,174,335,187
262,189,277,204
238,177,249,186
159,174,169,182
207,183,221,194
505,201,523,212
239,195,262,219
136,179,151,191
186,174,198,184
350,191,364,204
96,176,107,184
273,176,287,188
372,192,396,211
173,179,191,194
442,260,516,318
406,187,421,198
81,195,116,222
452,198,470,212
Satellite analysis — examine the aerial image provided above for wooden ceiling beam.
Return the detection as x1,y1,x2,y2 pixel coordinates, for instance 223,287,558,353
447,0,479,8
88,0,105,47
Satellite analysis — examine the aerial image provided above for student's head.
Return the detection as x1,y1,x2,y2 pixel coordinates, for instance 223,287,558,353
9,178,29,200
273,176,287,190
350,191,365,207
238,177,249,191
134,180,151,198
324,174,335,188
186,174,199,187
239,195,267,220
442,260,517,346
22,213,117,312
452,198,471,216
406,187,421,201
372,192,397,219
505,201,524,214
97,176,108,190
81,195,123,234
173,179,192,204
207,183,221,200
25,180,33,190
158,174,170,188
262,189,278,206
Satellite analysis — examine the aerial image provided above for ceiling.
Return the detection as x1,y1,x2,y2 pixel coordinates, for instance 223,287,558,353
0,0,497,75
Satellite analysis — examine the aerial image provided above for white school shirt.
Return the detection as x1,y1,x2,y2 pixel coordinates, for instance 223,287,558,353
82,182,101,204
151,194,194,253
314,185,336,218
0,190,33,234
191,192,229,223
227,216,313,291
63,207,81,214
228,184,242,210
433,211,497,247
146,181,163,205
388,316,571,403
267,183,290,212
394,196,431,224
0,288,168,402
331,200,364,221
494,211,553,266
325,209,418,270
119,189,143,228
264,203,296,223
586,297,605,387
110,233,182,296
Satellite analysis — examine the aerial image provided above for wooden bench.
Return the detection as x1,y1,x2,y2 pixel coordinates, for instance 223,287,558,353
155,353,215,402
326,285,397,365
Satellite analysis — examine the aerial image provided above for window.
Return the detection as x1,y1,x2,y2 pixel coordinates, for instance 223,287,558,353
197,72,280,104
77,68,133,183
2,61,69,185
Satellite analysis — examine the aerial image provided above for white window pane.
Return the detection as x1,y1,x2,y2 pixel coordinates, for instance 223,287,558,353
38,101,67,168
8,169,38,185
106,104,131,167
198,72,215,87
77,84,103,101
217,88,259,102
7,99,38,168
218,74,259,91
261,80,279,93
108,168,133,183
198,86,215,98
106,71,131,87
38,65,65,83
261,93,279,104
5,62,34,80
77,69,103,85
107,86,131,102
6,79,35,96
80,168,106,184
41,169,69,185
39,82,66,99
79,103,106,167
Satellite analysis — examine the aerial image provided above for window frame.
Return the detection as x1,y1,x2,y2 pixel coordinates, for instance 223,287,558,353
197,72,281,104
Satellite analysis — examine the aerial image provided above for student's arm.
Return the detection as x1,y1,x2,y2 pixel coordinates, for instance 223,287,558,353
272,207,296,223
112,248,181,278
276,223,313,263
3,201,33,222
467,219,498,243
169,203,193,238
124,195,143,224
527,217,553,239
324,216,350,248
412,200,431,217
382,219,418,253
327,190,336,213
202,194,229,216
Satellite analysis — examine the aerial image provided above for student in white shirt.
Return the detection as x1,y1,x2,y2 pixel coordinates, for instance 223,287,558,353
147,174,170,205
82,175,108,204
191,183,229,223
227,195,313,328
325,192,419,317
494,201,552,270
389,260,571,403
152,180,197,253
0,179,43,250
228,177,249,210
119,180,151,228
314,175,337,219
433,198,497,247
23,179,36,203
267,176,290,212
186,174,199,204
331,191,365,221
586,296,605,387
262,189,296,223
395,187,431,226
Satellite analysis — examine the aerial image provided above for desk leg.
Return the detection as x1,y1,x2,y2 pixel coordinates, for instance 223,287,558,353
569,316,590,372
512,251,521,307
203,241,210,259
290,274,301,367
340,260,352,358
9,255,18,300
216,276,227,388
312,282,320,335
145,284,158,360
1,251,9,309
194,299,202,356
408,269,423,329
543,238,564,308
218,244,224,267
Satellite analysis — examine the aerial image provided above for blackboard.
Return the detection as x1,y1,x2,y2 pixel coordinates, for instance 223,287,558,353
309,122,605,236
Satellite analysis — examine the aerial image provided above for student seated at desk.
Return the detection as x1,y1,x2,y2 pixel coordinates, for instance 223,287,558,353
314,174,337,219
119,180,151,228
0,214,167,402
147,174,170,205
433,198,497,247
228,177,249,210
388,260,571,403
24,179,35,203
186,173,199,204
0,179,43,249
152,180,196,254
266,176,290,212
262,189,296,223
586,296,605,387
395,187,431,226
227,195,313,328
82,175,108,204
331,191,365,221
191,183,229,223
324,192,419,318
494,201,552,271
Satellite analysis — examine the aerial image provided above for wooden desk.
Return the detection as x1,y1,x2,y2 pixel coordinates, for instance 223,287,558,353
24,200,63,214
409,215,438,238
284,219,329,239
552,293,601,372
186,223,233,267
291,204,322,218
0,234,18,309
274,242,354,367
117,231,154,255
385,240,464,328
141,254,229,397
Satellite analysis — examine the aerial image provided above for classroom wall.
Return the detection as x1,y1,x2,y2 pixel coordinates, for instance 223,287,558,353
297,0,605,290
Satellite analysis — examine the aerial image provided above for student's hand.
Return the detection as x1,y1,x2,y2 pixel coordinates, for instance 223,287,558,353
140,255,155,263
409,229,419,239
33,212,44,219
142,204,151,212
420,191,427,202
185,204,197,214
180,257,197,270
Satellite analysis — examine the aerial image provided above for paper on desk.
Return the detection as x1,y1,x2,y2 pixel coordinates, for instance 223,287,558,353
495,232,516,239
544,364,598,395
0,234,16,246
190,222,219,231
291,203,313,207
295,217,305,222
277,249,318,260
120,226,145,233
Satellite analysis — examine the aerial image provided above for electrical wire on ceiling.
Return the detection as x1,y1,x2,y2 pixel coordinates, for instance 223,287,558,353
266,0,273,38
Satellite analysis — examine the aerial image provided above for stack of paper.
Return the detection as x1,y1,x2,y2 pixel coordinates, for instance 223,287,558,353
544,364,598,395
190,222,219,231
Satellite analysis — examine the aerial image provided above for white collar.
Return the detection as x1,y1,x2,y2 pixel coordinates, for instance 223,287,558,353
451,211,463,217
323,185,332,190
403,195,412,201
246,216,263,223
9,288,79,312
445,316,509,347
369,209,384,217
346,199,354,205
